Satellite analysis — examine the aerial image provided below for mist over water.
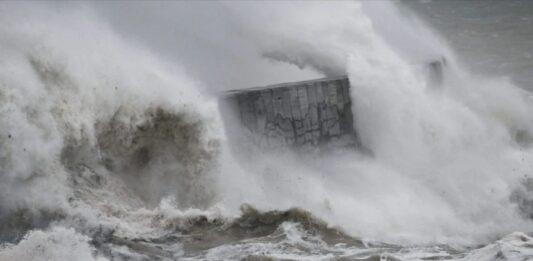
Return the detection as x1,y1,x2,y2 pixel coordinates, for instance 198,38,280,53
404,0,533,90
1,1,533,260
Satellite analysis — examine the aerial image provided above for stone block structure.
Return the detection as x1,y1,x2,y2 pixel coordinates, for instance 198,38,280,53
221,76,359,150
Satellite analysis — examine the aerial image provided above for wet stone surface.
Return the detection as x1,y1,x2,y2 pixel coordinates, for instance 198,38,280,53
223,76,360,150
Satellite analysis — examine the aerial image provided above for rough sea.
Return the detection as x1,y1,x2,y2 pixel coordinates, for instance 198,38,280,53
1,1,533,260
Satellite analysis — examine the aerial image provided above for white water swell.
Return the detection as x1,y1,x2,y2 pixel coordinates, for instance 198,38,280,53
1,1,533,260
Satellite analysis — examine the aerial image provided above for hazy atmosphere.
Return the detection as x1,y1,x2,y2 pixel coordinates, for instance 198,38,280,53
1,1,533,260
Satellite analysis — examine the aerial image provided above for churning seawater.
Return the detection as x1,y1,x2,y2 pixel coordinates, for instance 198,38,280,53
1,1,533,260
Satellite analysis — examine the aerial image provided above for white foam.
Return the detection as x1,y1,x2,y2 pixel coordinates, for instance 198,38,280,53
1,1,533,255
217,1,533,245
0,226,107,261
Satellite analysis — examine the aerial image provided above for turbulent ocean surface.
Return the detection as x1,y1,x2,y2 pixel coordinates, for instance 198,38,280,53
2,1,533,260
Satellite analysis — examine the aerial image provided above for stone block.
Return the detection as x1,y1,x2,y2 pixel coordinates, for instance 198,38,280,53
222,76,359,150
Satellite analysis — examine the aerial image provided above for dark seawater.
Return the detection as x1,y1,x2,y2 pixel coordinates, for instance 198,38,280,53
1,1,533,261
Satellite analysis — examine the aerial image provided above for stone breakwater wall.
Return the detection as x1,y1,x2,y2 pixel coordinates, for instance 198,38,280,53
221,76,360,150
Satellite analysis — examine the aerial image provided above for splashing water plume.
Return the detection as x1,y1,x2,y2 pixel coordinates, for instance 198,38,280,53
1,1,533,260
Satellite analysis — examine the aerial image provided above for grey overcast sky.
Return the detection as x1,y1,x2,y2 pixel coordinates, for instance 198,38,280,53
87,1,321,94
19,0,533,94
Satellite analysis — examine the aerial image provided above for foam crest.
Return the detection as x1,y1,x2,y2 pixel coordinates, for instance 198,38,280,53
0,226,107,261
1,1,533,257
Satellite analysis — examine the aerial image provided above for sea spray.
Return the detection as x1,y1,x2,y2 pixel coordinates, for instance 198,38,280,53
0,0,222,248
1,1,533,260
221,0,533,244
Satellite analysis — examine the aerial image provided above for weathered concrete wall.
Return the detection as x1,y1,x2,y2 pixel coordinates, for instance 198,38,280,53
221,76,359,149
